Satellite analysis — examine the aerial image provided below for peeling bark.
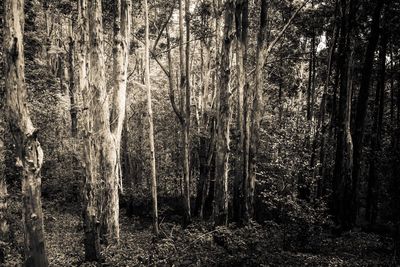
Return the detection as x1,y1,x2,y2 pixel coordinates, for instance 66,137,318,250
4,0,48,265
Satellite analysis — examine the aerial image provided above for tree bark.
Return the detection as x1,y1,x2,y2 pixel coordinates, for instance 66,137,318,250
213,0,235,226
0,118,8,264
178,0,191,224
4,0,48,265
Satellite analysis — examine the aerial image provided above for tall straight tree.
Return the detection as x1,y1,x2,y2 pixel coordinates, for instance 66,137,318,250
332,0,355,230
178,0,191,225
144,0,159,235
233,0,249,222
351,0,384,221
4,0,48,265
366,29,388,225
213,0,235,226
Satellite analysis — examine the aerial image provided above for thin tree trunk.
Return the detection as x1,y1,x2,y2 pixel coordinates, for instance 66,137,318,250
0,121,8,263
183,0,192,226
4,0,48,265
178,0,191,225
144,0,159,235
68,34,78,137
0,90,8,263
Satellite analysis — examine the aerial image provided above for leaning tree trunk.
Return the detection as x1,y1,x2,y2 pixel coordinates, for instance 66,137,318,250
213,0,235,226
4,0,48,266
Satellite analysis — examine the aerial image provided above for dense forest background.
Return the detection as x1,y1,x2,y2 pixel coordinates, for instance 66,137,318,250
1,0,400,266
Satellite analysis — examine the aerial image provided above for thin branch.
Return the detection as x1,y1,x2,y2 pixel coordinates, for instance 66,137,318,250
264,1,310,61
152,0,177,51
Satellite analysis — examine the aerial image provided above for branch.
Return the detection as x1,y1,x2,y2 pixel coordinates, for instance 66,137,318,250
265,0,309,60
152,0,177,52
166,25,185,125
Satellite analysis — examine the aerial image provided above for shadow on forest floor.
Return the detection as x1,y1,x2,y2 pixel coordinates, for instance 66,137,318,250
2,196,396,266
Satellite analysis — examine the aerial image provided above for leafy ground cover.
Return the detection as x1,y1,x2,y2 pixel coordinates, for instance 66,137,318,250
2,196,394,266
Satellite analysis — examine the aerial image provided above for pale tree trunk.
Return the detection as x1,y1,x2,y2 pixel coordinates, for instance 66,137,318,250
83,0,127,259
144,0,159,235
4,0,48,266
179,0,191,225
213,0,235,226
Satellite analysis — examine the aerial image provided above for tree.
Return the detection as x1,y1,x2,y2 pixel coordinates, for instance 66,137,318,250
233,0,249,222
178,0,192,225
351,0,385,223
144,0,159,235
332,0,355,231
213,0,235,226
366,28,388,225
82,0,131,259
4,0,48,265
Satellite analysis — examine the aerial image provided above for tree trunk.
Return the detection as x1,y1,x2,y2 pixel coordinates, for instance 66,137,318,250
68,34,78,137
213,0,235,226
4,0,48,265
233,0,249,222
351,0,384,221
246,0,270,221
332,0,355,230
82,0,129,258
366,30,387,225
144,0,159,235
0,88,8,263
178,0,192,225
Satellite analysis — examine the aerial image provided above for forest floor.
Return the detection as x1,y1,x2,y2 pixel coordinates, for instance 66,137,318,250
2,195,396,266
